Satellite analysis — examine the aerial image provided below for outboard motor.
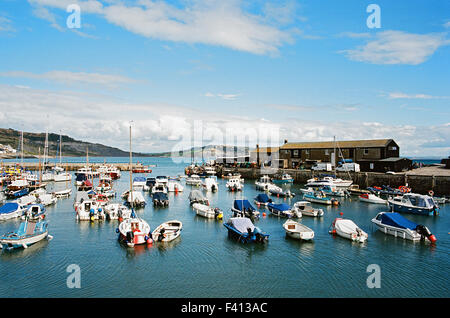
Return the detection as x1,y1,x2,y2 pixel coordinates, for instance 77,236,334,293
415,225,437,243
126,231,134,243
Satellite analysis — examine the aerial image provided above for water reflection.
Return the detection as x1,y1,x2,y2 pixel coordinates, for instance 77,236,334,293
0,239,49,260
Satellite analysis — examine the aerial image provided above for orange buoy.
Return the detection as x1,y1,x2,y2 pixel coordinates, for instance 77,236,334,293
339,212,343,216
262,212,266,217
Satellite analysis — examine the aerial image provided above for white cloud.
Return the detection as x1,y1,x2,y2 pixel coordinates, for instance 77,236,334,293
388,92,449,99
0,16,15,32
0,84,449,156
0,70,138,87
204,92,240,100
444,21,450,28
28,0,295,55
341,30,450,65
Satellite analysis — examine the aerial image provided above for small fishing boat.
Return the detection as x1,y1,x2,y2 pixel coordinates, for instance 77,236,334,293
54,188,72,198
103,203,132,221
272,173,294,184
0,202,28,221
53,169,72,182
151,183,167,194
35,192,57,206
152,192,169,207
202,176,218,192
359,193,387,205
226,178,243,191
283,220,314,240
269,187,295,198
292,201,324,218
388,193,439,216
371,212,437,242
21,204,46,220
6,187,30,199
124,191,146,208
0,217,50,250
192,203,223,220
117,216,152,247
267,203,294,218
132,162,152,173
223,217,269,244
303,190,338,205
186,174,203,186
152,220,183,242
6,179,29,192
255,175,272,191
231,199,260,219
188,190,209,205
254,193,272,206
74,199,105,221
320,185,347,197
329,218,368,243
96,174,113,192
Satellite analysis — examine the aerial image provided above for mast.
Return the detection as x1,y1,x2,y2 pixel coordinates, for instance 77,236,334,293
333,135,336,175
59,131,62,165
44,130,48,166
129,123,134,210
38,147,42,183
21,130,24,166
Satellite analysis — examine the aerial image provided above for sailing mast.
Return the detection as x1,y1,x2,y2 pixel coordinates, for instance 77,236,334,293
21,130,24,166
38,147,42,183
129,123,134,212
43,130,49,166
59,131,62,165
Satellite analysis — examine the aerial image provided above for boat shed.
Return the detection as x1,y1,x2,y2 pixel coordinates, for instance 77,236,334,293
357,157,413,173
279,139,400,169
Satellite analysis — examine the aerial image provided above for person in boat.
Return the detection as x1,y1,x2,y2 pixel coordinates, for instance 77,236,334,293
158,228,165,242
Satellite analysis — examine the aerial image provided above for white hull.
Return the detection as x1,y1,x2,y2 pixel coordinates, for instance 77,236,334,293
283,220,314,240
0,230,48,248
54,173,72,182
152,220,182,242
371,219,421,241
359,195,388,205
0,208,25,221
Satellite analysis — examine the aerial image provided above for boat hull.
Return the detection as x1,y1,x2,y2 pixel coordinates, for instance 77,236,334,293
0,231,48,249
371,219,421,241
388,202,436,216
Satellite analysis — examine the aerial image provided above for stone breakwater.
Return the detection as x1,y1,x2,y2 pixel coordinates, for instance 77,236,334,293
217,166,450,196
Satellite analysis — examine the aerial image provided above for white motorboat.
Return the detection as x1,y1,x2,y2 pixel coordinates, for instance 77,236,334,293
118,217,152,247
188,190,209,205
202,176,218,192
283,220,314,240
54,188,72,198
74,199,105,221
359,193,387,205
293,201,324,217
151,183,168,194
104,203,132,221
15,194,37,207
36,192,57,206
0,202,28,221
186,174,203,186
152,220,183,242
388,193,439,216
192,203,223,220
371,212,437,242
132,177,149,191
53,167,72,182
125,191,146,208
329,218,368,243
167,181,184,192
226,178,243,191
306,176,353,189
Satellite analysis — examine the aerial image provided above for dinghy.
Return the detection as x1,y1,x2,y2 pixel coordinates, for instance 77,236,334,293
192,203,223,220
292,201,324,218
359,193,387,204
231,199,260,219
0,216,50,250
303,190,339,205
226,178,243,191
152,220,182,242
267,203,294,218
223,217,269,244
254,193,272,206
283,220,314,240
202,176,218,192
329,218,368,243
371,212,437,242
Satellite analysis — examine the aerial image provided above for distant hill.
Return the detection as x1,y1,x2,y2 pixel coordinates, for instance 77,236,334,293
0,128,152,158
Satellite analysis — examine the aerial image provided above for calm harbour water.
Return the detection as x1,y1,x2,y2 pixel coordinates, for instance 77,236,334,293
0,157,449,298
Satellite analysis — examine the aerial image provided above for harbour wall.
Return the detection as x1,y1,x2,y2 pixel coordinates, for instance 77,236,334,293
218,167,450,196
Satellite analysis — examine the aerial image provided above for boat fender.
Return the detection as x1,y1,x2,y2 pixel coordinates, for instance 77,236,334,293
428,190,434,197
116,228,120,233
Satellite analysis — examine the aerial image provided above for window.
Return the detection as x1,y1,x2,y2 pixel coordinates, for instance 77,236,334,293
389,146,397,151
364,148,369,155
305,149,310,155
293,150,299,157
325,149,329,155
370,163,374,170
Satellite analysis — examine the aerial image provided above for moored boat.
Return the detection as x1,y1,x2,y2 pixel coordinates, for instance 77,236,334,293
272,173,294,184
117,216,152,247
292,201,324,217
267,203,294,218
0,217,50,250
359,193,387,205
0,202,28,221
283,220,314,240
388,193,439,216
192,203,223,220
329,218,368,243
151,220,183,242
231,199,260,219
254,193,272,206
188,190,209,205
371,212,437,242
223,217,268,244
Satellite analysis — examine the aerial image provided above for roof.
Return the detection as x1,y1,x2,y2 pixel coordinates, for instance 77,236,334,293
250,147,279,153
280,139,394,150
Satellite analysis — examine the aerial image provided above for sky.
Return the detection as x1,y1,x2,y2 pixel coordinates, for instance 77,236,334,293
0,0,449,157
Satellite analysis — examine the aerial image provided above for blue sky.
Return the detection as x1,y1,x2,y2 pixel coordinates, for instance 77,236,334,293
0,0,449,156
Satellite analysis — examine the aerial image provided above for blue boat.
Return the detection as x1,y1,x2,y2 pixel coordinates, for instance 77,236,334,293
254,193,272,206
388,193,439,216
6,188,29,199
0,202,27,221
22,204,46,220
223,217,269,244
272,173,294,184
231,199,260,219
152,192,169,207
0,217,50,250
267,203,294,218
371,212,437,242
146,177,156,188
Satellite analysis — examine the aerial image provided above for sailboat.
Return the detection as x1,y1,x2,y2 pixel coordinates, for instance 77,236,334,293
117,124,152,248
41,131,54,182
